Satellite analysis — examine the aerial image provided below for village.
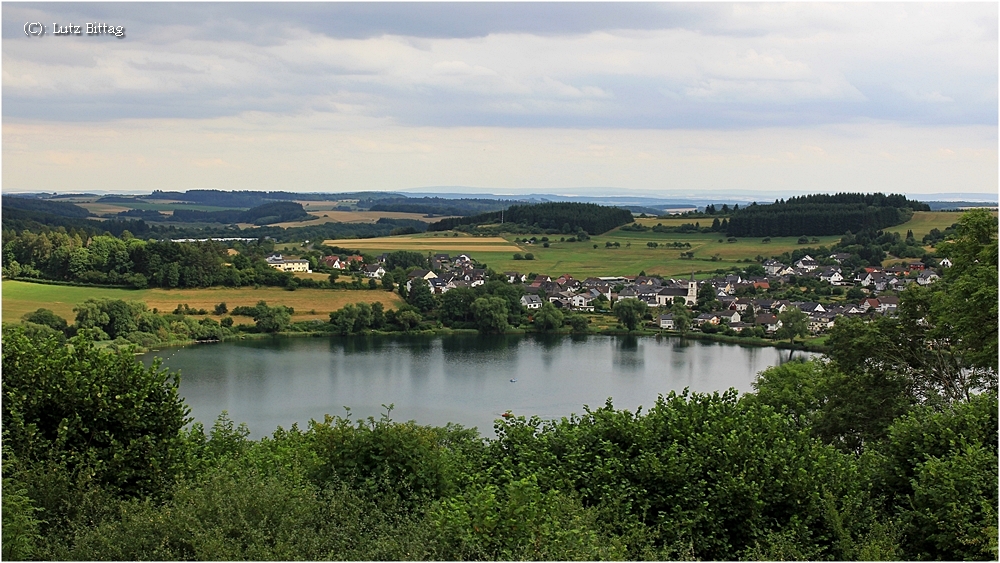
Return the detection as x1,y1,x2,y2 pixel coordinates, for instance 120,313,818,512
263,247,946,338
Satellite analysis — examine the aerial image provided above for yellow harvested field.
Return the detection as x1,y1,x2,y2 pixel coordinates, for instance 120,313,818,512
323,235,521,252
633,216,707,227
2,280,401,324
75,203,134,215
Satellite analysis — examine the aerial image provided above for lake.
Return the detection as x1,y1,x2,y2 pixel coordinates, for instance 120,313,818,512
143,334,814,438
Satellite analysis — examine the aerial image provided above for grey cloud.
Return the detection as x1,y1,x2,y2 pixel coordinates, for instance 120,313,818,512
2,3,996,130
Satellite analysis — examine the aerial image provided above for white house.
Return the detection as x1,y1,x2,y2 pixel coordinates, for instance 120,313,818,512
363,264,386,279
658,314,675,329
266,254,311,273
794,255,819,271
521,295,543,309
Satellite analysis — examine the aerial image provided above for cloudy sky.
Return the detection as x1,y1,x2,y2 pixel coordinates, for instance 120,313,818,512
2,2,997,197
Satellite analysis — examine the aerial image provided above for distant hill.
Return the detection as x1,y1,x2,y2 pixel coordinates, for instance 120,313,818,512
428,202,634,235
170,201,311,225
364,196,512,216
144,189,401,207
1,206,150,238
2,196,92,219
924,201,999,211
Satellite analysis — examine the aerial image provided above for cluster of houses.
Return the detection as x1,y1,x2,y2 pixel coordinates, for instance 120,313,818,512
763,254,942,291
402,254,488,293
276,247,946,336
515,273,698,312
657,295,900,335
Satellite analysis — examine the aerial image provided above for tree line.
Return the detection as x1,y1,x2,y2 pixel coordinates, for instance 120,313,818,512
365,196,513,216
428,202,634,235
724,193,927,238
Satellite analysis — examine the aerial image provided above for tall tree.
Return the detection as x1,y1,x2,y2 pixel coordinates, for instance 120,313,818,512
776,307,808,343
613,299,648,331
470,297,510,334
533,301,564,332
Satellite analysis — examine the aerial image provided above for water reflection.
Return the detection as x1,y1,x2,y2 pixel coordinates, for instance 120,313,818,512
144,334,818,438
612,335,644,372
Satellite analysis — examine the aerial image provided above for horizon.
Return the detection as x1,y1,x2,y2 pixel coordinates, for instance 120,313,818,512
3,3,997,196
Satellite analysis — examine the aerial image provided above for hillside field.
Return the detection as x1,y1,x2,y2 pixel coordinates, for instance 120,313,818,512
1,281,402,324
316,211,979,278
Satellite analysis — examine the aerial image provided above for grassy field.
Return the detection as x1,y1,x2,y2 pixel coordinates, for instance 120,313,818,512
323,234,522,253
2,281,402,323
884,211,968,239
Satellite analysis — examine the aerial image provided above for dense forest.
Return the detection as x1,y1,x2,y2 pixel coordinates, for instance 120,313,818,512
428,202,634,235
1,196,93,219
725,193,929,237
2,209,996,561
365,196,513,216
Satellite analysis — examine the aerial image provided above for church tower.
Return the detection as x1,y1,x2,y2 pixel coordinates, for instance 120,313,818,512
685,272,697,306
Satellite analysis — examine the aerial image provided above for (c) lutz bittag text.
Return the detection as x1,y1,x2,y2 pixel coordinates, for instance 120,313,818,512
51,22,125,37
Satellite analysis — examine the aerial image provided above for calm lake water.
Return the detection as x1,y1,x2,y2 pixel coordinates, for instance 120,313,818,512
143,334,814,438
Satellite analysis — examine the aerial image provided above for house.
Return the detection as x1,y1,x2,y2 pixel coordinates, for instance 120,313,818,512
658,313,675,329
808,313,837,333
829,253,852,263
716,310,741,324
794,255,819,271
616,287,639,302
907,262,926,271
732,298,755,314
819,268,844,285
265,254,311,273
876,295,899,313
505,272,527,284
321,255,344,269
752,299,789,314
405,269,438,291
755,314,782,334
796,302,826,314
695,313,720,326
861,271,889,291
859,298,880,313
363,264,386,279
939,258,953,268
763,259,786,276
521,294,543,309
428,277,452,294
916,271,940,286
571,293,596,311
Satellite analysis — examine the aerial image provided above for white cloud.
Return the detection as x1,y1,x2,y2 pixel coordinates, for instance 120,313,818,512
1,3,995,196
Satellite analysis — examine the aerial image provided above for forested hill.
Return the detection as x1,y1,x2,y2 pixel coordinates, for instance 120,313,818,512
2,196,93,219
364,196,512,216
725,193,929,237
427,202,634,235
170,201,311,225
